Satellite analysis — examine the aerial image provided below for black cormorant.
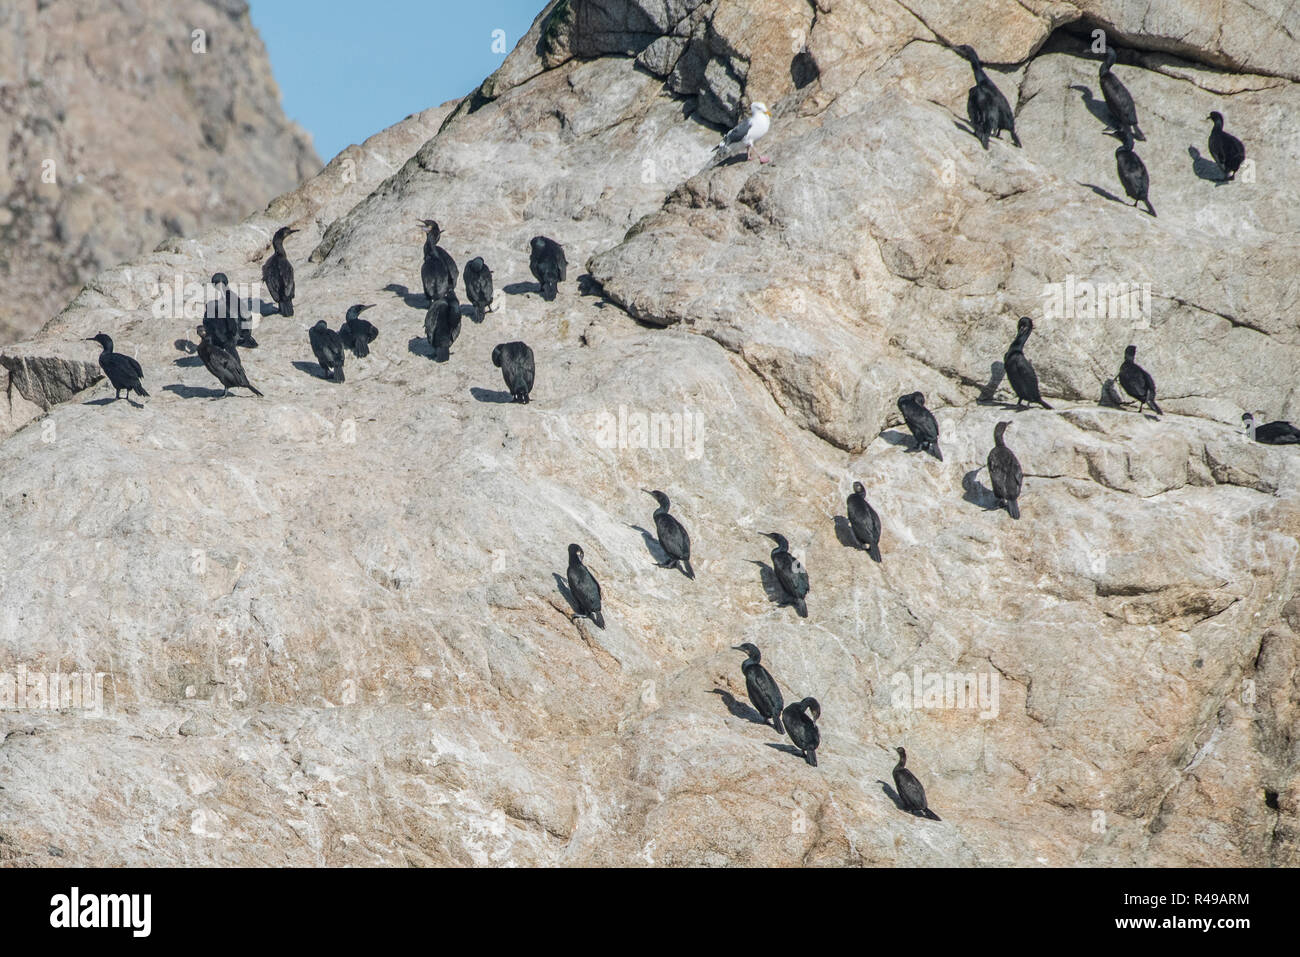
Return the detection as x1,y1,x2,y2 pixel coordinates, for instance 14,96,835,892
566,543,605,629
987,420,1023,519
1208,111,1245,181
85,333,147,401
425,293,461,363
463,257,494,323
339,304,378,358
956,45,1020,150
492,341,535,403
309,320,345,382
1004,316,1051,409
1118,345,1161,415
195,326,262,397
203,273,240,352
731,643,784,733
416,219,457,284
644,489,694,579
898,392,943,460
761,531,809,618
421,248,455,303
1243,413,1298,445
893,747,941,820
262,226,298,316
529,236,567,301
846,481,882,562
1115,129,1155,216
782,698,821,766
1099,44,1144,141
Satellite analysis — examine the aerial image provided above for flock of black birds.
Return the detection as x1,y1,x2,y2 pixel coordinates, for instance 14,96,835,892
75,35,1295,830
959,37,1248,215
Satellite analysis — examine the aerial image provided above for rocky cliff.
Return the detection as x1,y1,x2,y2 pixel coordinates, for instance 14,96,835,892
0,0,1296,866
0,0,319,345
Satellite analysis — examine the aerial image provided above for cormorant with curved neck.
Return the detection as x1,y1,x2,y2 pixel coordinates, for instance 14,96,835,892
1208,111,1245,181
566,544,604,629
782,698,821,766
417,219,458,286
846,481,882,562
1118,345,1161,415
761,531,809,618
731,643,784,734
644,489,693,579
956,45,1020,150
1099,44,1144,141
463,257,494,323
893,747,940,820
425,292,461,363
1243,413,1299,445
309,320,345,382
988,420,1023,519
203,273,240,352
529,236,567,301
492,341,535,403
1115,129,1155,216
1004,316,1051,409
339,304,378,358
196,326,261,397
898,392,942,461
262,226,298,316
85,333,147,401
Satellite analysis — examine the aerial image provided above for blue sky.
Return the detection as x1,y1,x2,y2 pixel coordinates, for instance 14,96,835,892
250,1,545,163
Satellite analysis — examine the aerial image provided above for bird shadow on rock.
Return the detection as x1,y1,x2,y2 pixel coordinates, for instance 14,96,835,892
384,283,427,309
173,338,197,355
82,396,141,408
576,273,606,306
962,468,1000,510
976,361,1007,404
1187,146,1227,184
504,281,541,297
552,573,581,619
748,559,790,608
291,360,330,380
764,742,806,759
163,384,225,400
1068,84,1114,127
628,524,670,566
172,355,203,368
1078,182,1128,206
879,428,917,451
712,152,751,169
407,337,435,360
877,781,908,812
469,386,513,404
832,515,861,550
710,688,766,726
258,300,281,317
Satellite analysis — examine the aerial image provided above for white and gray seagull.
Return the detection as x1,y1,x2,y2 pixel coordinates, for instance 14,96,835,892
714,101,772,163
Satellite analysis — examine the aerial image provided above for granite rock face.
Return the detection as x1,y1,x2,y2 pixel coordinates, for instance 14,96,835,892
0,0,320,345
0,1,1295,867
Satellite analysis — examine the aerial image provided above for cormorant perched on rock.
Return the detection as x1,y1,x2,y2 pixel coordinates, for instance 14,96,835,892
566,543,605,629
1118,345,1161,415
1115,129,1155,216
898,392,943,460
893,747,941,820
339,304,378,358
846,481,882,562
463,257,494,323
492,341,535,403
782,698,821,766
416,219,457,283
85,333,147,401
425,293,461,363
714,101,772,163
987,420,1023,519
529,236,567,301
1243,413,1300,445
1208,111,1245,181
262,226,298,316
1099,44,1144,141
731,643,784,734
1004,316,1051,409
761,531,809,618
309,320,345,382
195,326,262,397
420,246,455,303
956,45,1020,150
203,273,240,352
644,489,694,579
